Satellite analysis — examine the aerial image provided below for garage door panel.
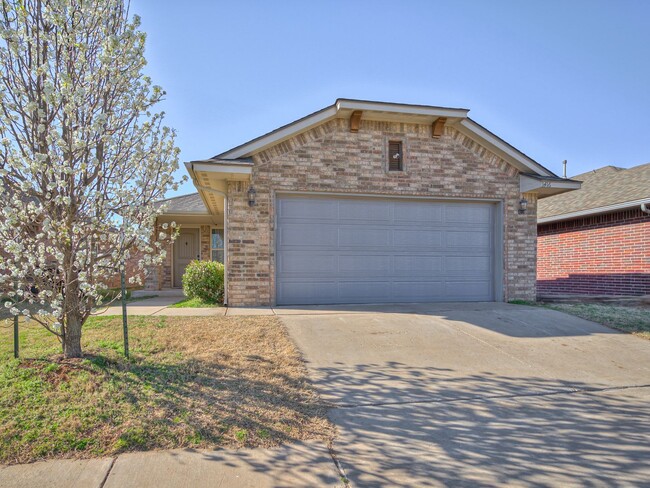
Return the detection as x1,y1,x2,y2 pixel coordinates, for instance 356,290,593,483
446,230,491,248
394,256,444,274
339,255,391,274
445,256,492,274
339,200,391,222
278,281,338,304
446,281,492,300
278,223,339,247
279,197,338,220
276,195,496,305
339,281,391,301
393,229,443,248
277,253,337,274
392,281,445,300
339,227,390,247
393,202,444,223
445,203,493,223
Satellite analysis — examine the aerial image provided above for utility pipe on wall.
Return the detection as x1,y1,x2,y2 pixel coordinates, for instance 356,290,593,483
641,203,650,215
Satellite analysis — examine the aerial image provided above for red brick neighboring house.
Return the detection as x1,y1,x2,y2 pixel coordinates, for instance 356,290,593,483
537,163,650,297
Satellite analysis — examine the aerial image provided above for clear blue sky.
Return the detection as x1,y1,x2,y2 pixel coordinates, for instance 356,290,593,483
131,0,650,197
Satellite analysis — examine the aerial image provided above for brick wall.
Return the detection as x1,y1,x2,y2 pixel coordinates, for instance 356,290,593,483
200,225,211,262
103,247,146,289
226,119,537,306
537,208,650,296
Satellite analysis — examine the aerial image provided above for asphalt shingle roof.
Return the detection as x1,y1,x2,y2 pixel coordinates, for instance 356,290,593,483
538,163,650,220
155,193,208,214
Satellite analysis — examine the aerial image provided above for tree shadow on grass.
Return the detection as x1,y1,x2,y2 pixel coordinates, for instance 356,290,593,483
89,350,334,448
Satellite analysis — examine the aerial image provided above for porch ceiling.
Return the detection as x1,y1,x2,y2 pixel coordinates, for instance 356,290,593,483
185,160,252,219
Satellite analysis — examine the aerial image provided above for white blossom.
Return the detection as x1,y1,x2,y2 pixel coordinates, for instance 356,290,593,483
0,0,183,357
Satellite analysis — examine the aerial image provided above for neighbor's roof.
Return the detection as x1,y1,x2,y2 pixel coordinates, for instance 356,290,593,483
538,163,650,223
206,98,559,179
155,192,209,214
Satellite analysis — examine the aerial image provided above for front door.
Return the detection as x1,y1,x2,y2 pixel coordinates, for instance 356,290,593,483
174,228,200,287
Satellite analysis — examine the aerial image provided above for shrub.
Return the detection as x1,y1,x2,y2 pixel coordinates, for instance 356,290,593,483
182,260,224,303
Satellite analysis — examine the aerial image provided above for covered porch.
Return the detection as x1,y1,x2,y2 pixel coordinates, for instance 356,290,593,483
145,160,253,305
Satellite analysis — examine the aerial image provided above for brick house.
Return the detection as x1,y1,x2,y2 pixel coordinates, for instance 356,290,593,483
537,163,650,297
147,99,579,306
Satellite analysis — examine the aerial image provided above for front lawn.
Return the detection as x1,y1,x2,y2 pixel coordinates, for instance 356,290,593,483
0,315,333,464
169,297,222,308
541,302,650,340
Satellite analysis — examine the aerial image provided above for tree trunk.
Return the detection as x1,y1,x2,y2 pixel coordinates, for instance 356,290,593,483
63,313,83,358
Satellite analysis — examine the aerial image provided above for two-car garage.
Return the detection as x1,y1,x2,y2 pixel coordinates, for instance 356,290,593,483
275,194,501,305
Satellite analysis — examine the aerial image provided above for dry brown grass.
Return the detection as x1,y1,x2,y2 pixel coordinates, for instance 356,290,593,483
0,315,335,464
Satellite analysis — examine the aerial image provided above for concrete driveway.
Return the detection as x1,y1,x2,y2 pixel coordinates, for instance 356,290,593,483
279,302,650,487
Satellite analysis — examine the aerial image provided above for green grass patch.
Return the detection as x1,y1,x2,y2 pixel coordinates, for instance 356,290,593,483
0,315,333,464
508,299,536,306
169,297,222,308
542,302,650,340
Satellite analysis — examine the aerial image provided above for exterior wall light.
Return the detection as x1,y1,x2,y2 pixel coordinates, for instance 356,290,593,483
518,198,528,215
247,186,257,207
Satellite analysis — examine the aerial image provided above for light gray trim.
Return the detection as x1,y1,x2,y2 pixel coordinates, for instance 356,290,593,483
336,99,469,118
457,119,555,177
520,174,581,193
218,105,339,159
190,162,253,175
538,198,650,223
494,200,504,302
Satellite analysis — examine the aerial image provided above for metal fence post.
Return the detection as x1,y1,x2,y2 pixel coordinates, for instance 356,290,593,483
121,264,129,359
13,315,19,359
13,280,18,359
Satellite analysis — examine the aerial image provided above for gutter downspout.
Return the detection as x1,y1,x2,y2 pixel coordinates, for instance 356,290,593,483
193,181,229,306
641,203,650,215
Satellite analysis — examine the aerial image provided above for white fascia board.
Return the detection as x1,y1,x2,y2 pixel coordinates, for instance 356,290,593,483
538,198,650,224
520,174,581,193
336,99,469,119
191,162,253,175
184,161,213,214
218,105,339,159
458,119,555,177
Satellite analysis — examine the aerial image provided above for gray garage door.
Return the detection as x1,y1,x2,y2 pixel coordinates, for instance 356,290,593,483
276,195,496,305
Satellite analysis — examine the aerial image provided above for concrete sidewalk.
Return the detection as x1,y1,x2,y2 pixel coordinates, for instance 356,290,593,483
0,441,344,488
95,296,278,317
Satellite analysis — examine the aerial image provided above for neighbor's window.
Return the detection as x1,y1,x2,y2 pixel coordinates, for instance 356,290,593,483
388,140,403,171
211,229,224,263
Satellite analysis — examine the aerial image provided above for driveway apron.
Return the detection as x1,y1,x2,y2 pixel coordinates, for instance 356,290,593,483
279,302,650,487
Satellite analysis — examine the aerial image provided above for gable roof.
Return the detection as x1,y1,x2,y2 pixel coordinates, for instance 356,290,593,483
155,192,209,215
538,163,650,223
211,98,558,178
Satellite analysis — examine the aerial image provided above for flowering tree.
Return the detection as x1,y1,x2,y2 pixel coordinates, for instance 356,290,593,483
0,0,181,357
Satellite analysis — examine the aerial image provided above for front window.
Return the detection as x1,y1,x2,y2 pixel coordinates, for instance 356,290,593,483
211,228,224,263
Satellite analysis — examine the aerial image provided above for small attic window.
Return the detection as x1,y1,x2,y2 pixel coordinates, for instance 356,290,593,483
388,141,403,171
